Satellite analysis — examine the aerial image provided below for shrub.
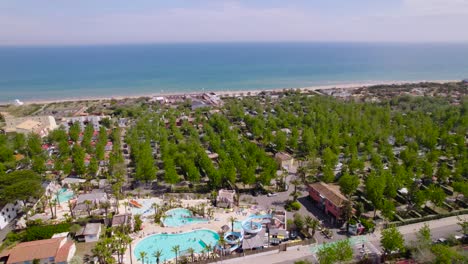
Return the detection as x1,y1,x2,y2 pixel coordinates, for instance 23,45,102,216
285,200,301,211
360,218,375,232
23,223,71,241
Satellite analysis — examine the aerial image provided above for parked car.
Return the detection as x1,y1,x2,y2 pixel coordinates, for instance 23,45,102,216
433,238,447,244
267,193,278,197
290,230,298,239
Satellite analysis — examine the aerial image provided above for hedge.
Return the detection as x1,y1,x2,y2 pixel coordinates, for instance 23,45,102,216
385,209,468,228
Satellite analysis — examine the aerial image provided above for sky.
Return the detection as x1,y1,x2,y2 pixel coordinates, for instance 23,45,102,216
1,0,468,45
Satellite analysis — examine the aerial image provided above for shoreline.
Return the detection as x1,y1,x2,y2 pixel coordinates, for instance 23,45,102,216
1,79,458,106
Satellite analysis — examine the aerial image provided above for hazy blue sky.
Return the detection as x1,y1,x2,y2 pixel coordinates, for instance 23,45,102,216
1,0,468,45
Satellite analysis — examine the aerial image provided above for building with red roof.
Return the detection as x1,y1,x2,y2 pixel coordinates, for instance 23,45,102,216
2,237,75,264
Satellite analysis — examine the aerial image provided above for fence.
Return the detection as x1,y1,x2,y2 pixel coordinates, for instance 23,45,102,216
385,209,468,228
194,238,316,264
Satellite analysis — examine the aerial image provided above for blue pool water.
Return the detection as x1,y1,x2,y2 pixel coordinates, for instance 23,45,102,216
134,229,219,263
162,208,208,227
131,198,159,217
55,188,74,203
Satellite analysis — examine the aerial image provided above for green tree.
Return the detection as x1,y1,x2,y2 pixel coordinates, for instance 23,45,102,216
138,251,147,264
72,144,86,176
365,172,386,218
88,156,99,176
135,142,156,183
416,224,432,249
338,172,360,197
431,244,466,264
153,249,163,264
32,156,46,174
381,200,396,221
380,226,405,259
274,131,287,151
317,239,353,264
92,237,116,264
134,214,142,232
171,245,180,264
425,185,446,208
27,134,42,156
334,239,353,263
0,170,43,204
69,122,81,142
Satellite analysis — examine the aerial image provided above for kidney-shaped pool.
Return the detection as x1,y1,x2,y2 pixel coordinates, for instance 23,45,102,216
134,229,219,263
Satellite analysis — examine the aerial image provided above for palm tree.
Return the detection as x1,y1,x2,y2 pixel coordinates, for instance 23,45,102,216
341,200,353,233
228,216,237,231
171,245,180,264
200,247,208,260
187,247,195,262
152,202,159,215
211,190,218,206
304,215,313,235
84,200,93,216
218,235,227,256
51,199,58,219
67,199,75,218
153,249,163,264
290,178,301,197
204,244,212,259
207,208,214,219
138,251,147,264
309,218,320,238
99,201,111,223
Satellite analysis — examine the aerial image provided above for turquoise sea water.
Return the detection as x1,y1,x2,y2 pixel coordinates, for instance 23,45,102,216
1,43,468,103
134,229,219,263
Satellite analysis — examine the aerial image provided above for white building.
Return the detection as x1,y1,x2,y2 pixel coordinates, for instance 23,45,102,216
0,201,24,229
61,115,109,131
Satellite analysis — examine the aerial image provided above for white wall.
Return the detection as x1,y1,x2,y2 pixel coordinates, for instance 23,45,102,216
0,201,24,229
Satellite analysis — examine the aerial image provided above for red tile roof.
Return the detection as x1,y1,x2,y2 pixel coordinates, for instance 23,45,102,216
6,237,74,264
308,182,348,207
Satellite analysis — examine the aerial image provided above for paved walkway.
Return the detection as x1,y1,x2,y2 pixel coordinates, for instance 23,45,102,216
215,214,468,264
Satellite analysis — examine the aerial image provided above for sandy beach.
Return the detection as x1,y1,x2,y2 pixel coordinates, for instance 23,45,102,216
4,79,457,106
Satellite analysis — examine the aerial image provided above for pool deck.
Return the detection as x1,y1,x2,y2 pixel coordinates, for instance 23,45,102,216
123,198,261,264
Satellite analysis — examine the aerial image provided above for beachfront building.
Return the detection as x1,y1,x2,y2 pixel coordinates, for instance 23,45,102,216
202,93,224,106
308,182,349,224
4,115,57,137
0,201,24,230
61,115,109,132
216,189,236,208
1,237,76,264
76,223,101,243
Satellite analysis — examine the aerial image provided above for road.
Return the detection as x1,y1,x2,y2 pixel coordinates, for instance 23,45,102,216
216,215,467,264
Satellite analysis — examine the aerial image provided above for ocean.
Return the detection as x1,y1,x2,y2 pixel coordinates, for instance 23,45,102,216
0,42,468,103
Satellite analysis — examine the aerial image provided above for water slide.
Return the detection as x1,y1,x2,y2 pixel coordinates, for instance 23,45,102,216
224,232,243,252
271,216,285,224
241,220,263,234
129,199,143,208
222,214,275,252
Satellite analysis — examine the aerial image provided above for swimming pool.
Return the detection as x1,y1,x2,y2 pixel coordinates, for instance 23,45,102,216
55,188,74,203
131,198,160,216
134,229,219,263
162,208,208,227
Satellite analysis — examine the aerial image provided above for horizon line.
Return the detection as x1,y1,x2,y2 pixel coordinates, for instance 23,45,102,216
2,40,468,48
